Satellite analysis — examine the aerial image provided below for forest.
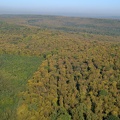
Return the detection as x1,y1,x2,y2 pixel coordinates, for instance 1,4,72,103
0,15,120,120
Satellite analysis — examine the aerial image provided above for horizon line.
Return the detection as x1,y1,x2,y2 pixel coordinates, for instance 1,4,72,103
0,13,120,20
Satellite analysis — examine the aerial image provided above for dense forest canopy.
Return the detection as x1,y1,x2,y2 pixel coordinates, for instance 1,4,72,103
0,15,120,120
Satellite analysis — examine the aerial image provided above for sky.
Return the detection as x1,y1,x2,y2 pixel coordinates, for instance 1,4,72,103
0,0,120,17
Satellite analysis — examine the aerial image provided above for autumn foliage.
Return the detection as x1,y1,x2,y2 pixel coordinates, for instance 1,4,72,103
0,15,120,120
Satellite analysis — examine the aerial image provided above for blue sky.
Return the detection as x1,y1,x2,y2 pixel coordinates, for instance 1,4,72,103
0,0,120,16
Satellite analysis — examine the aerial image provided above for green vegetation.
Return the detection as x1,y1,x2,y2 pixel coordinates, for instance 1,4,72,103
0,15,120,120
0,54,43,120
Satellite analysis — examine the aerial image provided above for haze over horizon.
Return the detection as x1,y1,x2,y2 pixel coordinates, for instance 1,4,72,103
0,0,120,18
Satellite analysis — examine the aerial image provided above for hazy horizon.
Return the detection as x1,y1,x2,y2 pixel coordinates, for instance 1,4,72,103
0,0,120,18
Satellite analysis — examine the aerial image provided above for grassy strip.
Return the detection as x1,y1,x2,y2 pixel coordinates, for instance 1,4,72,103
0,54,44,119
